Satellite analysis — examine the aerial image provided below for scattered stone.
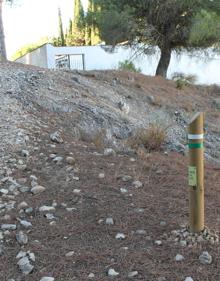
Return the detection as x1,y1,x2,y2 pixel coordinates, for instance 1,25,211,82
199,251,212,265
17,257,34,275
73,189,81,194
122,175,132,182
21,150,29,157
16,231,28,245
66,156,75,165
16,251,27,259
115,233,126,240
175,254,184,262
132,180,143,188
45,213,55,220
31,185,46,194
28,252,36,262
20,220,32,228
40,278,55,281
128,271,138,278
120,188,128,194
98,173,105,179
104,148,116,156
50,131,63,143
25,207,34,214
180,240,187,247
65,251,75,257
53,156,63,163
160,221,167,227
184,277,194,281
106,218,114,225
19,186,30,193
136,229,147,235
30,175,38,181
0,188,9,195
155,240,162,246
39,206,55,212
1,224,17,230
18,201,28,210
108,268,119,277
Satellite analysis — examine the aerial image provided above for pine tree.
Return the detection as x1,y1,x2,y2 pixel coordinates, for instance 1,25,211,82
85,0,101,45
69,0,85,46
58,8,65,46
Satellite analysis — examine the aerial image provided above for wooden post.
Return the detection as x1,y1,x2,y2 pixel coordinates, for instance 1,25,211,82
188,112,204,233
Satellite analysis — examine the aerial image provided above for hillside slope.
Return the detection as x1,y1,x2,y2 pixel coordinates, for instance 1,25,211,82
0,62,220,281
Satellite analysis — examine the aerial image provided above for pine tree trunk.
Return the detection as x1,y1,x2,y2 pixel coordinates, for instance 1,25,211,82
156,45,171,78
0,0,7,61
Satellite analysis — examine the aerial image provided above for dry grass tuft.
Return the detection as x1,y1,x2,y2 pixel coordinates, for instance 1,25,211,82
129,124,167,152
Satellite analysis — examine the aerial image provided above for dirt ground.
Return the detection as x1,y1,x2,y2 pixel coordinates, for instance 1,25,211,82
1,123,220,281
0,62,220,281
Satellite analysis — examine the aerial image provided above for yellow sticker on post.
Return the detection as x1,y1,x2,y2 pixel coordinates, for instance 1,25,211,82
188,166,197,186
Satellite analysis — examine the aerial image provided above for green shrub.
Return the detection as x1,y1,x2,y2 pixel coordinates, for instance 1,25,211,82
118,60,141,73
171,72,197,89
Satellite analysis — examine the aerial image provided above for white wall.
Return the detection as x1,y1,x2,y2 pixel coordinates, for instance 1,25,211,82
17,44,220,85
16,44,48,68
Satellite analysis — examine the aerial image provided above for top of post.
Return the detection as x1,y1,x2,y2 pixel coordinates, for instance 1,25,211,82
188,112,204,134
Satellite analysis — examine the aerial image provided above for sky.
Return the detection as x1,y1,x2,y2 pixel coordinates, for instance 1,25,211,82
3,0,88,58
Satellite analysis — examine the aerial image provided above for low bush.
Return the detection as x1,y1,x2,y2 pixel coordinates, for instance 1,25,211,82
129,124,167,152
118,60,141,73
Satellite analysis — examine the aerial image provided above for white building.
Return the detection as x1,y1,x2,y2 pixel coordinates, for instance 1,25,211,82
15,43,220,85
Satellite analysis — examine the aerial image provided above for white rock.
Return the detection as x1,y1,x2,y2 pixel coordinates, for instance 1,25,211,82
31,185,46,194
88,273,95,278
40,278,55,281
175,254,184,262
120,188,128,194
39,206,55,212
104,148,116,156
20,220,32,228
132,180,143,188
16,251,27,259
115,233,126,240
128,271,138,278
180,240,187,247
28,252,36,262
65,251,75,257
1,224,16,230
199,251,212,264
106,218,114,225
53,156,63,163
98,173,105,179
45,213,55,220
155,240,162,246
0,189,9,195
184,277,194,281
17,257,34,275
16,231,28,245
50,131,63,143
108,268,119,277
73,189,81,194
21,150,29,157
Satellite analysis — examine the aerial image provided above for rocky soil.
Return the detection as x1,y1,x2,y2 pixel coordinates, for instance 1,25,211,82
0,61,220,281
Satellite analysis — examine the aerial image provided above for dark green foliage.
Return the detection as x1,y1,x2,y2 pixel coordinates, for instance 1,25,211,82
92,0,220,77
67,0,85,45
58,8,65,46
118,60,141,73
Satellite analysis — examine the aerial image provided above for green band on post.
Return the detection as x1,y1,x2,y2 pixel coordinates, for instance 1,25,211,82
188,143,204,149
